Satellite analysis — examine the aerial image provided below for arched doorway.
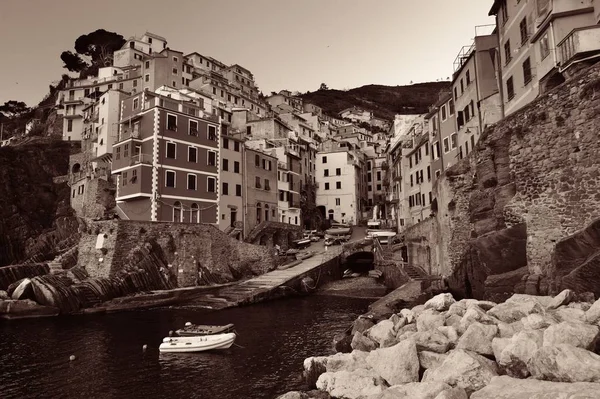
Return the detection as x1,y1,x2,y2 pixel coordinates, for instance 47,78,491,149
72,163,81,174
190,203,199,223
173,201,182,222
256,202,262,224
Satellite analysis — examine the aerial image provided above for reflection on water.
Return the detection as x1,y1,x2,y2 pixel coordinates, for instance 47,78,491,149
0,295,372,399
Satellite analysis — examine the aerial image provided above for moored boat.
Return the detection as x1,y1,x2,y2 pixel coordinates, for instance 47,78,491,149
159,333,237,353
175,322,235,336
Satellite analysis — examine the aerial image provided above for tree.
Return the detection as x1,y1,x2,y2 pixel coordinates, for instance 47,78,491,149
319,83,329,91
60,29,126,73
0,100,29,117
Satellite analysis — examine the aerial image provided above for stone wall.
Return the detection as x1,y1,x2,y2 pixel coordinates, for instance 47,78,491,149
78,220,277,287
404,62,600,300
403,217,439,276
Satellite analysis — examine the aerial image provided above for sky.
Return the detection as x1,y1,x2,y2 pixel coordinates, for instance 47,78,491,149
0,0,495,107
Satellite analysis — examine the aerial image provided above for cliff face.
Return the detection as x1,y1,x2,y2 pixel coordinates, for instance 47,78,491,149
405,63,600,300
0,139,80,266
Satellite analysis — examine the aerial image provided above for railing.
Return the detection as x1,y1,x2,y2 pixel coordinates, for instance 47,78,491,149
130,153,153,165
64,96,86,103
116,129,141,142
558,25,600,68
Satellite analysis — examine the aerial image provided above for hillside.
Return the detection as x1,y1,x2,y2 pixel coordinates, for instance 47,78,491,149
301,82,451,121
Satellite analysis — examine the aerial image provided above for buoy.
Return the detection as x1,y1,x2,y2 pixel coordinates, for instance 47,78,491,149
142,344,148,351
69,355,76,361
185,321,192,327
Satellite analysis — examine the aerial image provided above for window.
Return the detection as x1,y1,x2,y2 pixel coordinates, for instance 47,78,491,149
222,182,229,195
377,184,381,191
207,177,216,192
454,87,458,100
504,41,512,65
368,185,372,191
234,161,240,173
451,133,458,149
234,141,240,152
377,171,381,180
264,179,270,191
190,203,199,223
324,169,329,177
410,175,414,187
540,33,550,60
443,137,450,153
520,17,529,45
187,174,197,190
166,142,176,159
122,172,128,186
325,182,330,190
460,79,464,94
165,170,176,187
449,99,454,115
322,156,327,163
167,114,177,131
172,68,178,75
336,168,341,176
133,98,139,110
507,76,515,101
67,119,73,132
208,151,216,166
133,79,138,88
255,154,260,167
335,198,341,206
465,141,470,155
436,170,441,178
471,134,475,150
236,184,242,196
208,125,217,140
466,70,471,85
427,166,431,181
255,176,261,188
189,120,198,136
145,61,150,68
441,104,447,120
188,146,197,163
501,3,508,25
367,173,372,182
336,181,341,189
223,138,229,149
145,74,150,82
116,147,121,160
523,57,532,85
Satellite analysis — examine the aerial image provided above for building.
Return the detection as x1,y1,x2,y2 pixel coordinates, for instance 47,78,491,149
219,134,244,235
489,0,597,115
244,147,279,237
113,32,168,68
111,87,221,223
403,133,433,225
303,102,323,116
339,107,373,124
266,91,303,112
316,139,366,225
451,33,502,160
425,91,457,184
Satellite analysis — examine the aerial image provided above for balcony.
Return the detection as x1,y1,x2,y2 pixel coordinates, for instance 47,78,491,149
558,25,600,72
63,96,85,105
64,111,83,119
116,128,142,143
288,201,301,209
130,153,153,165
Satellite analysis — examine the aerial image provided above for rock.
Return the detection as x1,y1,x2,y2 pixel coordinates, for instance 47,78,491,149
567,301,590,311
459,306,497,333
487,299,543,323
388,314,406,332
352,316,375,335
381,334,400,348
422,349,499,394
491,337,510,363
470,375,600,399
497,330,543,378
400,308,415,324
276,392,308,399
585,297,600,324
417,309,446,332
473,301,497,311
10,278,33,300
437,326,459,345
412,304,427,318
505,294,554,308
434,387,468,399
369,382,451,399
497,320,523,338
367,320,395,346
528,344,600,382
304,351,369,388
548,289,575,309
543,321,599,350
447,302,466,317
0,290,8,300
577,292,596,304
0,299,59,319
414,330,452,354
425,293,456,312
456,323,498,356
521,313,558,330
316,368,386,399
366,339,419,385
351,332,378,352
396,323,417,337
444,314,462,330
418,351,448,370
333,333,353,353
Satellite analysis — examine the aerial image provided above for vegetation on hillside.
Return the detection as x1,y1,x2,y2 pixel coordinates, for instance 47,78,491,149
301,82,451,120
60,29,126,78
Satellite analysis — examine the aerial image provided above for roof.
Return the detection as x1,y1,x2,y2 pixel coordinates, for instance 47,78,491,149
144,32,168,42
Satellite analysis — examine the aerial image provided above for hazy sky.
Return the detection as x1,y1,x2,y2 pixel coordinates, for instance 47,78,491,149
0,0,494,106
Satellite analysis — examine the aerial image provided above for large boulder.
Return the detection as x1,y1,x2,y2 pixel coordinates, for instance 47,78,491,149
414,330,452,354
528,344,600,382
425,293,456,312
422,349,499,394
497,320,524,338
496,329,543,378
458,306,497,333
366,339,419,386
487,298,543,323
369,382,451,399
520,313,558,330
585,297,600,324
316,368,386,399
470,375,600,399
417,309,446,332
437,326,459,346
352,316,375,335
366,320,395,346
333,333,352,354
303,351,369,388
351,332,378,352
553,306,586,323
547,289,576,309
418,351,448,370
543,321,599,350
456,323,497,356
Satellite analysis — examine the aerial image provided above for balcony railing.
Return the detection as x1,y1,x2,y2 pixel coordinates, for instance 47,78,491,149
130,153,153,165
117,128,141,142
558,25,600,70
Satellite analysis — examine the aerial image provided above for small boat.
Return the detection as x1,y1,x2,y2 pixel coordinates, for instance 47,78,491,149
175,322,235,337
159,333,237,353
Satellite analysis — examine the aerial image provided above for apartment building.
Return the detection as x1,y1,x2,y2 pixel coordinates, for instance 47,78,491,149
386,138,405,229
452,33,502,160
266,90,303,112
113,32,168,67
489,0,596,115
425,92,457,184
219,134,244,234
404,133,433,225
366,155,388,210
244,148,278,237
111,88,220,223
223,64,260,101
278,112,319,186
316,139,366,225
303,102,323,116
273,145,302,226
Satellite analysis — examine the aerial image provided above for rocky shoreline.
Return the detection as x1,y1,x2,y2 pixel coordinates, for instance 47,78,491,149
278,287,600,399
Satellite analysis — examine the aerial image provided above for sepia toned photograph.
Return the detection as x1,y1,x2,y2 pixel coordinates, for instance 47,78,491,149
2,0,600,398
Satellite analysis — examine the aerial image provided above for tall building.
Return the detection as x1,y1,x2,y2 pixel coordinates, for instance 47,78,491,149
219,134,244,235
244,147,279,237
111,87,221,222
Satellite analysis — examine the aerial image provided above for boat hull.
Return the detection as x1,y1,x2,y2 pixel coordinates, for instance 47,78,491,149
159,333,237,353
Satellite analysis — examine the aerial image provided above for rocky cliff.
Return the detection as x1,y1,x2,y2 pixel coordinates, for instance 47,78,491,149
0,138,80,266
405,62,600,301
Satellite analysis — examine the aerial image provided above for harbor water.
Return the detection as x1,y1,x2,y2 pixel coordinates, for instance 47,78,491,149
0,295,372,399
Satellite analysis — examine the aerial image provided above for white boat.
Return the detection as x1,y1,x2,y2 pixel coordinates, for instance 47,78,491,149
159,332,237,353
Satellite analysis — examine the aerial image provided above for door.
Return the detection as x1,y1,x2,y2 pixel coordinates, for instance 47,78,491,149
230,210,237,227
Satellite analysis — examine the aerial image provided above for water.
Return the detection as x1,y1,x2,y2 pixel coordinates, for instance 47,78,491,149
0,295,372,399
